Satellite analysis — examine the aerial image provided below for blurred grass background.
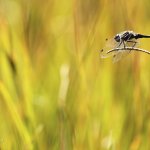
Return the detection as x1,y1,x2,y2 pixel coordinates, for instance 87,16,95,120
0,0,150,149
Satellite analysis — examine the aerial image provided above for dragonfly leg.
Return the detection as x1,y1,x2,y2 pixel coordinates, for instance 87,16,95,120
116,41,122,48
126,40,137,48
122,40,126,48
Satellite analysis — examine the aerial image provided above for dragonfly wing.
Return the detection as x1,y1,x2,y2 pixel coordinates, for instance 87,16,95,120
111,39,139,62
112,49,131,63
100,38,119,58
100,37,139,62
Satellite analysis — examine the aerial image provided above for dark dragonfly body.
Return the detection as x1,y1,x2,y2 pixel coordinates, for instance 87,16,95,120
114,31,150,42
113,31,150,48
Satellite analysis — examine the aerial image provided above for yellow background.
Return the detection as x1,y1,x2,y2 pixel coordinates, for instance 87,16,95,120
0,0,150,149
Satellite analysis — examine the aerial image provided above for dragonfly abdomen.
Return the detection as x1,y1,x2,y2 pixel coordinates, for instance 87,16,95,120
135,34,150,39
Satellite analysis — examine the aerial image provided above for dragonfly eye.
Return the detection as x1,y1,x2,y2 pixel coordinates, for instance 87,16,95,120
114,34,120,42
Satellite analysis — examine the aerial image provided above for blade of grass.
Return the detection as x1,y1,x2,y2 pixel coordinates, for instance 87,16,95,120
0,81,33,149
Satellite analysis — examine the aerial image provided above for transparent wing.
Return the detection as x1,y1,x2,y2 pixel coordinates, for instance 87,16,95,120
112,40,140,62
100,38,119,58
112,49,131,63
100,38,139,62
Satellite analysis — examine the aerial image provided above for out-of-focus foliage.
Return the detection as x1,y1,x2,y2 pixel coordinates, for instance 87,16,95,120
0,0,150,149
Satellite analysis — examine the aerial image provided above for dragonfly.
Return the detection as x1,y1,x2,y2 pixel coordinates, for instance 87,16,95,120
100,31,150,62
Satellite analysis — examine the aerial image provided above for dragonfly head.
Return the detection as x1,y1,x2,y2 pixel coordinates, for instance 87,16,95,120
114,34,121,42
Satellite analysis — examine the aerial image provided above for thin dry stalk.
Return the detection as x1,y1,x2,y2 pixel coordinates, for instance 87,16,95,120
107,47,150,55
